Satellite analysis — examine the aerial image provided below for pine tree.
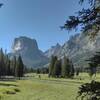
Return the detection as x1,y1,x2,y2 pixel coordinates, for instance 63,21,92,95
62,56,70,78
0,48,5,78
53,59,61,78
15,55,24,79
10,56,17,76
61,56,74,78
69,61,75,78
36,68,40,74
87,52,100,78
76,68,80,76
49,56,57,77
5,55,11,76
62,0,100,39
6,59,11,76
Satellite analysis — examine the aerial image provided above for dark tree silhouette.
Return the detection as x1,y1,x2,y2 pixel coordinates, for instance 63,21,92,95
87,52,100,78
62,56,75,78
76,80,100,100
62,0,100,38
49,56,57,77
0,3,3,8
15,55,24,79
53,59,61,78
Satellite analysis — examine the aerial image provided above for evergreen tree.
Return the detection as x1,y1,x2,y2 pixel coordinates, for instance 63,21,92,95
53,59,61,78
15,55,24,79
49,56,57,77
62,56,74,78
88,63,97,78
62,0,100,39
5,55,11,76
69,61,75,78
39,67,49,74
87,52,100,78
0,48,5,77
10,56,17,76
0,49,25,78
76,68,80,76
36,68,40,74
61,56,70,78
6,59,11,76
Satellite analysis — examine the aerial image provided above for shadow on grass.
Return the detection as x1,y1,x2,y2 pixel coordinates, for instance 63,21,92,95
0,83,17,87
3,90,16,95
0,77,16,81
3,88,20,95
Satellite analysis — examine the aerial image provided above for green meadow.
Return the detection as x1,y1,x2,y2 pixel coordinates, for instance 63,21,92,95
0,73,100,100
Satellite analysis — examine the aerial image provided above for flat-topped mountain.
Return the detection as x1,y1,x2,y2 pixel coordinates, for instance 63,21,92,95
9,36,49,68
12,36,38,53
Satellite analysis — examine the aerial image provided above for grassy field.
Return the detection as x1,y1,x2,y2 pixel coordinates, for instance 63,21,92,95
0,73,100,100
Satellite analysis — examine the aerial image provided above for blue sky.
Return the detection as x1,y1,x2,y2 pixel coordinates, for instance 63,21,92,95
0,0,89,52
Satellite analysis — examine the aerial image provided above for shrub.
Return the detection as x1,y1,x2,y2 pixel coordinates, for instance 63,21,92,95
14,88,20,92
76,81,100,100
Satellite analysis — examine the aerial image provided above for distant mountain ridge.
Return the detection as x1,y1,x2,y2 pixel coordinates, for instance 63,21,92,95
44,32,100,68
9,36,49,68
44,43,61,58
9,32,100,69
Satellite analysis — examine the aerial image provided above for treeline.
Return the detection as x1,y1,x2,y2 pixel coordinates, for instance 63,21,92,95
49,56,75,78
0,48,24,79
36,67,49,74
25,67,49,74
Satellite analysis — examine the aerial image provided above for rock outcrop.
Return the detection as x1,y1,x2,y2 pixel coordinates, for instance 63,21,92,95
9,36,49,68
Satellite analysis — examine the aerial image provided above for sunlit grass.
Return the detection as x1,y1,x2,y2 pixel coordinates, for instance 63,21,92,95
0,73,99,100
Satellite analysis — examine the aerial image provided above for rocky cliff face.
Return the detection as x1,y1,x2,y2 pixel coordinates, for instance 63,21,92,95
12,36,38,53
9,36,49,68
44,43,61,58
45,32,100,68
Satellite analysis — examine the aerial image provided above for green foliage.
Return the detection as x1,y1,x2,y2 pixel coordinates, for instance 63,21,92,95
39,67,49,74
87,52,100,78
62,56,75,78
62,0,100,38
79,0,94,6
77,80,100,100
49,56,57,77
15,55,24,79
36,68,41,74
49,55,75,78
10,56,16,76
53,59,61,77
6,56,11,76
0,48,24,79
0,48,5,76
62,56,70,77
88,63,96,78
76,68,80,76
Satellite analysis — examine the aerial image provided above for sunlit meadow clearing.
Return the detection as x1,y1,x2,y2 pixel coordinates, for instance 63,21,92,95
0,73,100,100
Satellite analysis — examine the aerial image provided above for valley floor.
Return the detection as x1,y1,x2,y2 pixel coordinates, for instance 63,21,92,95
0,73,100,100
